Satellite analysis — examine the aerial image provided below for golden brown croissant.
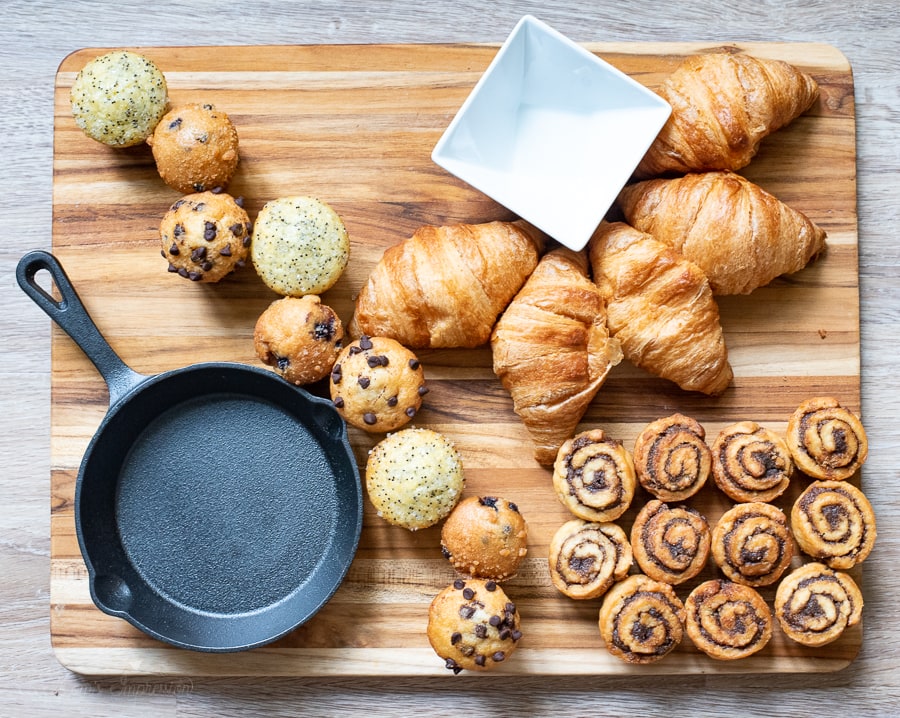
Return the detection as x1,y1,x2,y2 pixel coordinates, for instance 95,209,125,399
617,171,827,295
636,52,819,177
350,220,544,348
491,247,622,464
588,221,732,395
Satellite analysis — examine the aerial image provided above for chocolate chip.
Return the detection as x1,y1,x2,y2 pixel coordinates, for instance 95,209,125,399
177,267,188,277
332,397,344,408
511,630,522,642
194,202,206,212
204,222,217,241
229,223,243,237
160,249,166,258
314,317,336,341
508,501,520,513
235,196,245,207
474,655,486,667
168,117,182,130
450,632,461,645
191,246,207,262
441,545,451,559
418,386,429,396
506,602,516,614
235,259,246,268
348,346,362,355
485,581,497,592
366,355,381,368
173,223,184,237
489,615,501,627
201,261,213,272
405,407,416,418
172,200,186,210
479,497,499,509
387,396,398,407
167,263,178,273
499,628,510,640
242,236,251,248
462,587,475,600
408,358,420,370
492,651,506,663
219,245,232,257
168,243,180,255
363,412,377,425
276,356,290,371
453,579,465,590
459,605,475,619
444,658,461,674
359,335,373,350
358,376,370,389
211,186,224,194
202,103,213,111
474,624,487,638
188,271,202,281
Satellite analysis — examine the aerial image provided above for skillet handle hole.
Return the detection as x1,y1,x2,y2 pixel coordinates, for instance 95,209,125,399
93,575,133,613
30,267,64,308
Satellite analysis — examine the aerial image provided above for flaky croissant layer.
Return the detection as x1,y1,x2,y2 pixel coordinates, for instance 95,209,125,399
618,171,827,295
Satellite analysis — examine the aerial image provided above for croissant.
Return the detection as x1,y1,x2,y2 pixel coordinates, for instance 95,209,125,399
617,171,827,295
636,52,819,178
588,221,732,395
350,220,544,348
491,247,622,465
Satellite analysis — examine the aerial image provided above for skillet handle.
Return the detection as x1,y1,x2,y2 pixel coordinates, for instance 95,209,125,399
17,250,145,406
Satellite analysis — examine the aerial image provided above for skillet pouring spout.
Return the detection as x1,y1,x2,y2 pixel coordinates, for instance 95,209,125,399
17,250,363,652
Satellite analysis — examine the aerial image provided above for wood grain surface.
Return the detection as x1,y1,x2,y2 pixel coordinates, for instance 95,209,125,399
46,42,859,677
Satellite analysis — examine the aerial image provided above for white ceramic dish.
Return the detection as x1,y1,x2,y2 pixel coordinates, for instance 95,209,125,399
431,15,671,251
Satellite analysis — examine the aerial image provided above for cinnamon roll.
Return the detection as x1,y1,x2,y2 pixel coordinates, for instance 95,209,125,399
598,574,685,664
774,562,863,647
633,413,711,501
548,519,632,600
711,502,793,587
630,500,711,585
791,480,876,569
552,429,636,522
786,396,868,480
711,421,793,503
685,579,772,660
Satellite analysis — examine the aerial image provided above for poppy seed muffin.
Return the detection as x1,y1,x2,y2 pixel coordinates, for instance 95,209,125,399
159,191,251,282
251,196,350,296
365,427,464,530
70,50,168,147
254,295,344,386
148,103,240,193
427,578,523,673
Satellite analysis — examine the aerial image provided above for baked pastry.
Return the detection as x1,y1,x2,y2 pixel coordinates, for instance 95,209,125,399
159,191,251,282
598,574,685,664
617,172,827,295
148,103,240,193
552,428,636,523
684,579,772,660
70,50,168,147
350,220,545,349
785,396,868,480
251,196,350,296
491,247,623,465
710,421,793,503
630,500,710,585
253,295,343,386
774,562,863,647
441,496,528,582
588,221,732,395
633,413,711,501
329,335,427,433
711,502,793,587
365,427,464,530
427,578,522,673
635,52,819,177
791,480,876,569
547,519,632,600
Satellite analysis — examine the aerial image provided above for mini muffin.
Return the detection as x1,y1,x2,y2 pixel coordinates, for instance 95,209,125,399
70,50,168,147
365,427,464,530
254,295,344,385
159,191,251,282
441,496,528,582
427,578,522,673
251,196,350,296
148,103,240,193
330,335,427,433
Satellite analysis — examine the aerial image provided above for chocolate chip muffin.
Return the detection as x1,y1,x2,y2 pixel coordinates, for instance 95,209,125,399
251,196,350,296
148,103,240,193
365,427,464,531
329,335,427,432
427,578,522,673
254,295,344,386
70,50,168,147
441,496,528,582
159,191,251,282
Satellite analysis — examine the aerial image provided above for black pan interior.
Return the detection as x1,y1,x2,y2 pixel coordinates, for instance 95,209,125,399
76,363,362,652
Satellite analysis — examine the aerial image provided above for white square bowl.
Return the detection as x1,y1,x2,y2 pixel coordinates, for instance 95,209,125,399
431,15,671,251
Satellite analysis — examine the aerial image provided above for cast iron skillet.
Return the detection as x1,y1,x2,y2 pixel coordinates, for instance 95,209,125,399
17,250,363,652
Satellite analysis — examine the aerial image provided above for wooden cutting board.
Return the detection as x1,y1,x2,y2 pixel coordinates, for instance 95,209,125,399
49,42,859,676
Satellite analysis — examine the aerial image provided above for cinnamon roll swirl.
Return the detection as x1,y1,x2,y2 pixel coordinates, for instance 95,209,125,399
711,421,793,503
630,500,711,585
548,519,632,600
685,579,772,660
786,396,868,480
775,562,863,647
598,574,685,664
552,429,636,522
711,502,793,586
791,480,876,569
633,413,711,501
